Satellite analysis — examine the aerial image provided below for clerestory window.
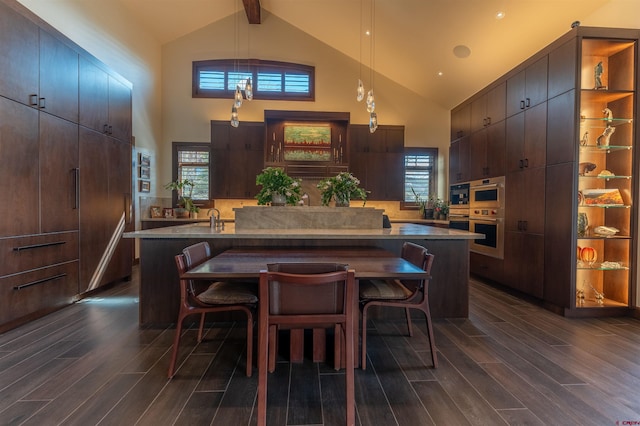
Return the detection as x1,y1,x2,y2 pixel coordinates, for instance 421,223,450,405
193,59,315,101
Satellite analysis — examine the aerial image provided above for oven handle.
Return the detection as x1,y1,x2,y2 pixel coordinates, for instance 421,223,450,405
449,214,469,219
470,216,501,222
471,182,500,189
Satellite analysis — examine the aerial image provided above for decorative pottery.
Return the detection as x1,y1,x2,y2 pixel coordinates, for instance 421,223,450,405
271,193,286,206
577,212,588,237
580,246,597,264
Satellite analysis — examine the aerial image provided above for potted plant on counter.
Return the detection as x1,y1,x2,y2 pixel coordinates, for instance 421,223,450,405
317,172,368,207
434,199,449,220
255,167,302,206
165,178,195,218
411,187,437,219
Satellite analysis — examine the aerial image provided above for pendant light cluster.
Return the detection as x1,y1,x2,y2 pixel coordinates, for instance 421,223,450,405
356,0,378,133
230,0,253,128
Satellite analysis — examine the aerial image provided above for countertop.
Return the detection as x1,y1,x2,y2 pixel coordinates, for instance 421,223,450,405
124,222,482,240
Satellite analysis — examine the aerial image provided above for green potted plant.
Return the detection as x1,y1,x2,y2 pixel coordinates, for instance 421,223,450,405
411,187,437,219
165,178,195,218
255,167,302,206
317,172,368,207
434,198,449,220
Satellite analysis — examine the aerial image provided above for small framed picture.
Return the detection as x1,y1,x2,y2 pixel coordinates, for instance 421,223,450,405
150,205,163,218
139,180,150,193
163,208,174,218
139,166,150,179
139,153,150,167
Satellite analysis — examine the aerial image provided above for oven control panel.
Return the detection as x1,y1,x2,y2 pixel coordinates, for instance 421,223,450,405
471,208,500,217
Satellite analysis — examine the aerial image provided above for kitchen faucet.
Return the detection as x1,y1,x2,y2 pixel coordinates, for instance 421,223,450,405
208,208,223,230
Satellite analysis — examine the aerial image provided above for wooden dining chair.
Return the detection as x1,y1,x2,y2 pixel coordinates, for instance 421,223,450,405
168,242,258,378
257,263,356,426
359,242,437,369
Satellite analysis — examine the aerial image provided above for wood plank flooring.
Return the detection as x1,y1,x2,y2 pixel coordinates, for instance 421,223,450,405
1,266,639,425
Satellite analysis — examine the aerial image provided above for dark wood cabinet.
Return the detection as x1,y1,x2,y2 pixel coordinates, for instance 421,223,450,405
0,0,132,330
79,58,131,142
506,56,548,117
211,121,264,198
450,103,471,141
504,232,544,298
449,137,470,184
505,166,545,235
39,29,78,123
39,112,79,234
470,82,505,133
0,1,39,106
506,102,547,173
0,97,40,237
469,120,505,180
348,125,404,200
546,90,577,165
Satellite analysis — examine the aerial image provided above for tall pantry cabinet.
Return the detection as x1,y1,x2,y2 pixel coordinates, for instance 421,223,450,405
0,0,133,331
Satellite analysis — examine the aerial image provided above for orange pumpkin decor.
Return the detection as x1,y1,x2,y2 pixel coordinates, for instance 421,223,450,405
580,246,597,263
577,246,581,259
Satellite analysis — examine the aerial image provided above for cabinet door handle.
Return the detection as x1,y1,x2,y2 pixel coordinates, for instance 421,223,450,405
486,116,491,126
13,241,66,251
519,159,524,169
523,221,528,231
520,100,525,110
103,124,109,134
525,98,531,108
29,94,38,106
13,273,67,290
524,158,529,168
108,125,113,135
38,97,46,109
73,168,80,210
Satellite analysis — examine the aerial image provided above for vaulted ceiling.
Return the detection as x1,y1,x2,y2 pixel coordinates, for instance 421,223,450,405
117,0,618,109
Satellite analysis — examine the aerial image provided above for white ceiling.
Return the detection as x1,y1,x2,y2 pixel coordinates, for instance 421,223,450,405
117,0,614,109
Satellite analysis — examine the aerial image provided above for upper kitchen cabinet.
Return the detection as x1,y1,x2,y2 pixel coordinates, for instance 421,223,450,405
79,57,132,142
0,1,38,105
470,83,506,133
469,120,506,180
450,103,471,141
449,136,470,184
506,56,548,117
38,30,78,122
0,4,78,122
211,121,264,198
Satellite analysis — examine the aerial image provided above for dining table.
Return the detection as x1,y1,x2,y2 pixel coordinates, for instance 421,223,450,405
181,246,431,367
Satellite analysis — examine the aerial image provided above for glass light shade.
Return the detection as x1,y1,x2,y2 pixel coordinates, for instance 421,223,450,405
234,85,243,108
230,105,239,128
366,89,375,112
356,79,365,102
369,112,378,133
245,78,253,100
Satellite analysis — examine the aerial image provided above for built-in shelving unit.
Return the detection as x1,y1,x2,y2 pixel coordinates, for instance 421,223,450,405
575,38,636,313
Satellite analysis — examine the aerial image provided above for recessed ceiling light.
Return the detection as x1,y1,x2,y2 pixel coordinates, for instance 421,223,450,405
365,30,371,36
496,11,505,19
437,71,444,77
453,45,471,59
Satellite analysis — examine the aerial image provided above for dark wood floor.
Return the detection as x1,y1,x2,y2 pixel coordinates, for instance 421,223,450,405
1,266,640,426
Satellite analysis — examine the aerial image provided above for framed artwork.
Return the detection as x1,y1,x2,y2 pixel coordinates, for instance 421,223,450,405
139,166,150,179
162,208,174,218
150,205,162,218
283,123,332,162
139,180,150,193
139,153,151,167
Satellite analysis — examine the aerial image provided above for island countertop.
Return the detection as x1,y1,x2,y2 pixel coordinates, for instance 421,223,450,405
124,222,482,240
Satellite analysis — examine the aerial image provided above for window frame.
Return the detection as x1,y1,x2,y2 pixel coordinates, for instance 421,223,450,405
192,59,315,101
171,142,213,209
400,147,438,210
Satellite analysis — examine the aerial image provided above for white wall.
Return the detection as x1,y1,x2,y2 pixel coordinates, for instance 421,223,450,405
160,11,449,198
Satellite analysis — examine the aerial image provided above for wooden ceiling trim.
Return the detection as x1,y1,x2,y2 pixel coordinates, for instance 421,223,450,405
242,0,261,24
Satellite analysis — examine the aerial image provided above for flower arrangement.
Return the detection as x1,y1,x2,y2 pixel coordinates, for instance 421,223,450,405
434,198,449,218
317,172,368,206
255,167,302,205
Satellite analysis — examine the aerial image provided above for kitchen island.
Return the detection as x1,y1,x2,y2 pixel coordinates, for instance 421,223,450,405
124,222,481,326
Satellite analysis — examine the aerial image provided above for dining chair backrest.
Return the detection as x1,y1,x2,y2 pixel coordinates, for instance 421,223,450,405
182,241,211,295
400,242,433,293
265,263,349,315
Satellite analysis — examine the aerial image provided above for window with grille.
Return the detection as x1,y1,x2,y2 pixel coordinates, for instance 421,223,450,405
193,59,314,101
404,148,438,205
172,143,211,203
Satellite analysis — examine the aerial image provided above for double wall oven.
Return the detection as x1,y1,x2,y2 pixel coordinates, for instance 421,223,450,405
469,176,505,259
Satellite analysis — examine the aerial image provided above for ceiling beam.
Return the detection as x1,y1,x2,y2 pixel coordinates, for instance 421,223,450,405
242,0,261,24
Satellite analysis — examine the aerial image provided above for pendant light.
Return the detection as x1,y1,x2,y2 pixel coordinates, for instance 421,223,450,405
234,84,243,108
245,77,253,100
356,0,365,102
230,105,239,127
367,0,378,133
